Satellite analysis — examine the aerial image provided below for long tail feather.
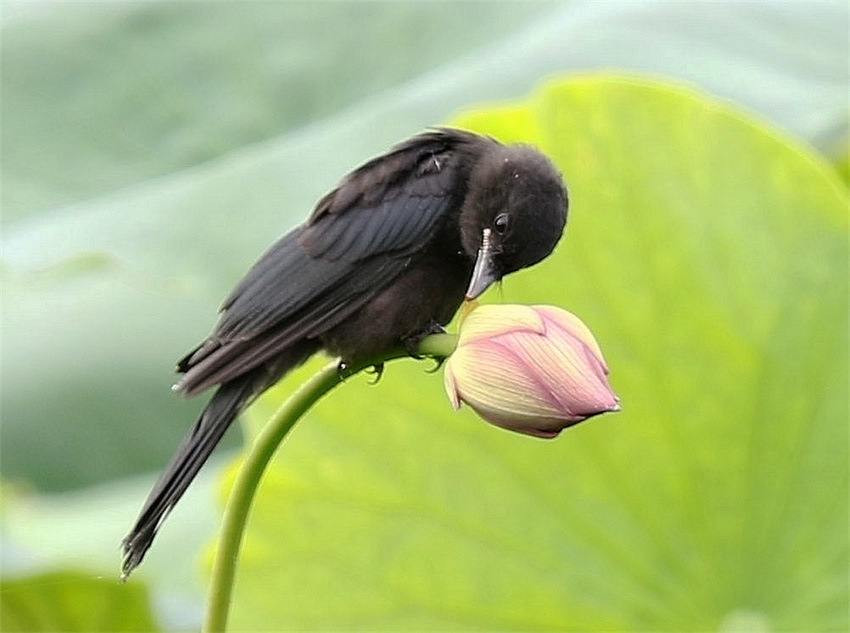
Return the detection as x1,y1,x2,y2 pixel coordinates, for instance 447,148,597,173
120,372,258,579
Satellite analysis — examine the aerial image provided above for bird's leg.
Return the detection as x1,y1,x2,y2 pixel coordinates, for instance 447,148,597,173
403,321,446,360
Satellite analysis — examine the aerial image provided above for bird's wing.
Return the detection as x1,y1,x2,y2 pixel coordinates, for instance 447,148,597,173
176,128,486,395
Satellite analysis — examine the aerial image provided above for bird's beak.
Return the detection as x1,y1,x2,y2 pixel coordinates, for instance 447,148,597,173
466,228,499,299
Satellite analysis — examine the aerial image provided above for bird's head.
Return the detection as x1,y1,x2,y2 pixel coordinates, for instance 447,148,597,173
460,144,568,299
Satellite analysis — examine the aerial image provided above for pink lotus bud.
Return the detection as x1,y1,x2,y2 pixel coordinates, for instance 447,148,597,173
443,304,620,438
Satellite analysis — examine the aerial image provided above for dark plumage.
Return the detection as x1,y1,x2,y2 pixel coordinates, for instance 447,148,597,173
121,128,568,577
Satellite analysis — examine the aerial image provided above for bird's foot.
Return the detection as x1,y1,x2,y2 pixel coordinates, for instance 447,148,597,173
403,321,446,359
338,359,384,384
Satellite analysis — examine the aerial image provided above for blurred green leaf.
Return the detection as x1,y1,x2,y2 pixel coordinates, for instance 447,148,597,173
834,140,850,185
1,0,847,493
0,467,230,624
216,76,848,631
0,1,554,227
0,1,553,492
0,570,159,632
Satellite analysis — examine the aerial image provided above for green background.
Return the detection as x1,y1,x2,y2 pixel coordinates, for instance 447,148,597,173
2,2,847,631
224,75,848,631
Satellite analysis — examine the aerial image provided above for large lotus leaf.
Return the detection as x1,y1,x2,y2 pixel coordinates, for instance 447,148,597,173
0,570,158,632
213,76,848,631
1,1,847,493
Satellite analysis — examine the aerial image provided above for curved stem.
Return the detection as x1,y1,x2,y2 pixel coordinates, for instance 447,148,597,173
202,333,457,633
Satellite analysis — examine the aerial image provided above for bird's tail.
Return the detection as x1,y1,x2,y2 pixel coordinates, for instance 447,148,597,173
120,372,258,579
122,335,321,579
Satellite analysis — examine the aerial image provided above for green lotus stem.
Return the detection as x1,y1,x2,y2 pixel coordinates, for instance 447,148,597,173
202,333,457,633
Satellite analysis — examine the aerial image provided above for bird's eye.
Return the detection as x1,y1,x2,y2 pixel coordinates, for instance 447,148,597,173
494,213,510,234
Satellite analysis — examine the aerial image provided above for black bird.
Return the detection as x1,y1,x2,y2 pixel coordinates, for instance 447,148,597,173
121,127,567,577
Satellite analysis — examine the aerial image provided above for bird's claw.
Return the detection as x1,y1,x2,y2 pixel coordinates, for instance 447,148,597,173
425,356,447,373
337,359,384,384
366,362,385,385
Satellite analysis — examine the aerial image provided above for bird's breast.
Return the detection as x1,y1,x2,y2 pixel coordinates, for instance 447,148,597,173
320,246,472,362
